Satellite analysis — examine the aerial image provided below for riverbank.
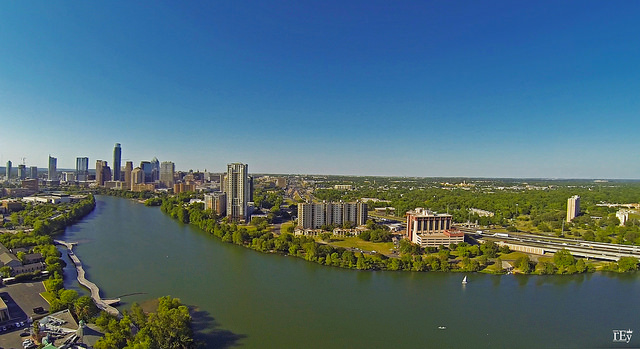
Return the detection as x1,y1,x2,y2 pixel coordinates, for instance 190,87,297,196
61,195,640,348
158,197,638,275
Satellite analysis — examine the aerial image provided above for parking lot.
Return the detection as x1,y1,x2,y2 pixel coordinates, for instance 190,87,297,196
0,281,49,349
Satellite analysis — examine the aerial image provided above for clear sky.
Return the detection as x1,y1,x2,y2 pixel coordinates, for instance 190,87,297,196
1,1,639,178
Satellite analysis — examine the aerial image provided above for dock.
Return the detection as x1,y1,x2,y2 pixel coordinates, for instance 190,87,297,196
54,240,121,317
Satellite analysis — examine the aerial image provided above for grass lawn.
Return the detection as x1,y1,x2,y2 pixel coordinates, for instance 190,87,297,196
40,291,55,304
322,236,394,254
280,221,295,233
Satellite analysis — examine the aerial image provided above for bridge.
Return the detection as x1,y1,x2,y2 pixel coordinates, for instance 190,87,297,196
459,229,640,262
54,240,121,317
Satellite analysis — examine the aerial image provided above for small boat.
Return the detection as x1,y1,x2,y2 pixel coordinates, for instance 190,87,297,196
438,326,447,330
462,276,468,284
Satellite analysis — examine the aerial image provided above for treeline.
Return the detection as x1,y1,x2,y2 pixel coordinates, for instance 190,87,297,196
94,296,195,349
7,194,96,235
160,197,494,272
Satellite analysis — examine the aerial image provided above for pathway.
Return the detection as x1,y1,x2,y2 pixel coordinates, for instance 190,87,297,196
53,240,120,317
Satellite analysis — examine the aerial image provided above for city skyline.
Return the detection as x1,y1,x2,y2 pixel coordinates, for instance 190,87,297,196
1,2,640,179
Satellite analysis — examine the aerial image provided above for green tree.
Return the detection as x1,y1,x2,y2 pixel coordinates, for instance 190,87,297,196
617,257,639,272
553,249,575,268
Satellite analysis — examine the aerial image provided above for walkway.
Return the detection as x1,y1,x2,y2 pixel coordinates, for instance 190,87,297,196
53,240,121,317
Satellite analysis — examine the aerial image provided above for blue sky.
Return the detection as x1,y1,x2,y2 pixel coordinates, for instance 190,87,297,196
1,1,639,178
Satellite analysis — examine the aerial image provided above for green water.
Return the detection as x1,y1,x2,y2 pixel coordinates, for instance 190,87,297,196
61,196,640,348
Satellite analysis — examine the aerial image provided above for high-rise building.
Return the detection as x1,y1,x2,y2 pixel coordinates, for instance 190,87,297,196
5,161,11,180
113,143,122,181
160,161,175,188
131,167,144,190
96,160,112,186
29,166,38,179
140,161,153,183
298,201,368,229
76,157,89,181
17,164,26,180
567,195,580,222
48,156,57,180
204,192,227,217
124,161,133,189
226,163,250,222
151,157,160,182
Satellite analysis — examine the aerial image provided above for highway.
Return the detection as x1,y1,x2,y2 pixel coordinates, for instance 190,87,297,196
458,228,640,262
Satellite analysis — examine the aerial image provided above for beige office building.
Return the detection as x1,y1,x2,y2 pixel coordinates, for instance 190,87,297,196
406,208,463,248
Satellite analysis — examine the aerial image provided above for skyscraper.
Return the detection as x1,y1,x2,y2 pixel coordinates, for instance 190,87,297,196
124,161,133,189
226,163,250,222
76,157,89,181
29,166,38,179
140,161,153,183
567,195,580,222
96,160,112,186
151,157,160,182
17,164,26,180
160,161,175,188
131,167,144,190
113,143,122,181
5,160,11,180
48,156,57,180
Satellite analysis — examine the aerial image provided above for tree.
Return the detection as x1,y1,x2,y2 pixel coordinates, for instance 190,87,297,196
617,257,639,272
59,289,79,307
553,249,575,268
515,255,531,274
73,296,98,322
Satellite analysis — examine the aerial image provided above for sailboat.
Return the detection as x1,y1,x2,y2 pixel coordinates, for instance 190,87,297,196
462,276,468,284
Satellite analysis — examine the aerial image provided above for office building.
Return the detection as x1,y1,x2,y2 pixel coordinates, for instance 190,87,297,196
17,164,25,180
76,157,89,181
225,163,250,222
131,167,145,190
48,156,57,180
173,182,196,194
29,166,38,179
5,161,11,180
204,192,227,216
124,161,133,189
95,160,112,186
405,208,463,248
62,172,76,182
567,195,580,222
113,143,122,181
151,157,160,182
160,161,175,188
297,201,368,229
140,161,153,183
21,179,38,192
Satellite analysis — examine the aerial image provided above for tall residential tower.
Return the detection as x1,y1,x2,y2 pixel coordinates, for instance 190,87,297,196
567,195,580,222
225,163,250,222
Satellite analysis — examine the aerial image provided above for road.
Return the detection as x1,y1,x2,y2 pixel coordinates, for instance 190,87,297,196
461,228,640,261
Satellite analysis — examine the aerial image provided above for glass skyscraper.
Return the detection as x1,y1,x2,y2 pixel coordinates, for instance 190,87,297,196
113,143,122,181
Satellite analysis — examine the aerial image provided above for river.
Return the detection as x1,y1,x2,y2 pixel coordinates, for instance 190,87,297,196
60,196,640,348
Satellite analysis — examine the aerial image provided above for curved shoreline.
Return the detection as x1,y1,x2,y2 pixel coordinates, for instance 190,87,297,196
54,240,121,317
